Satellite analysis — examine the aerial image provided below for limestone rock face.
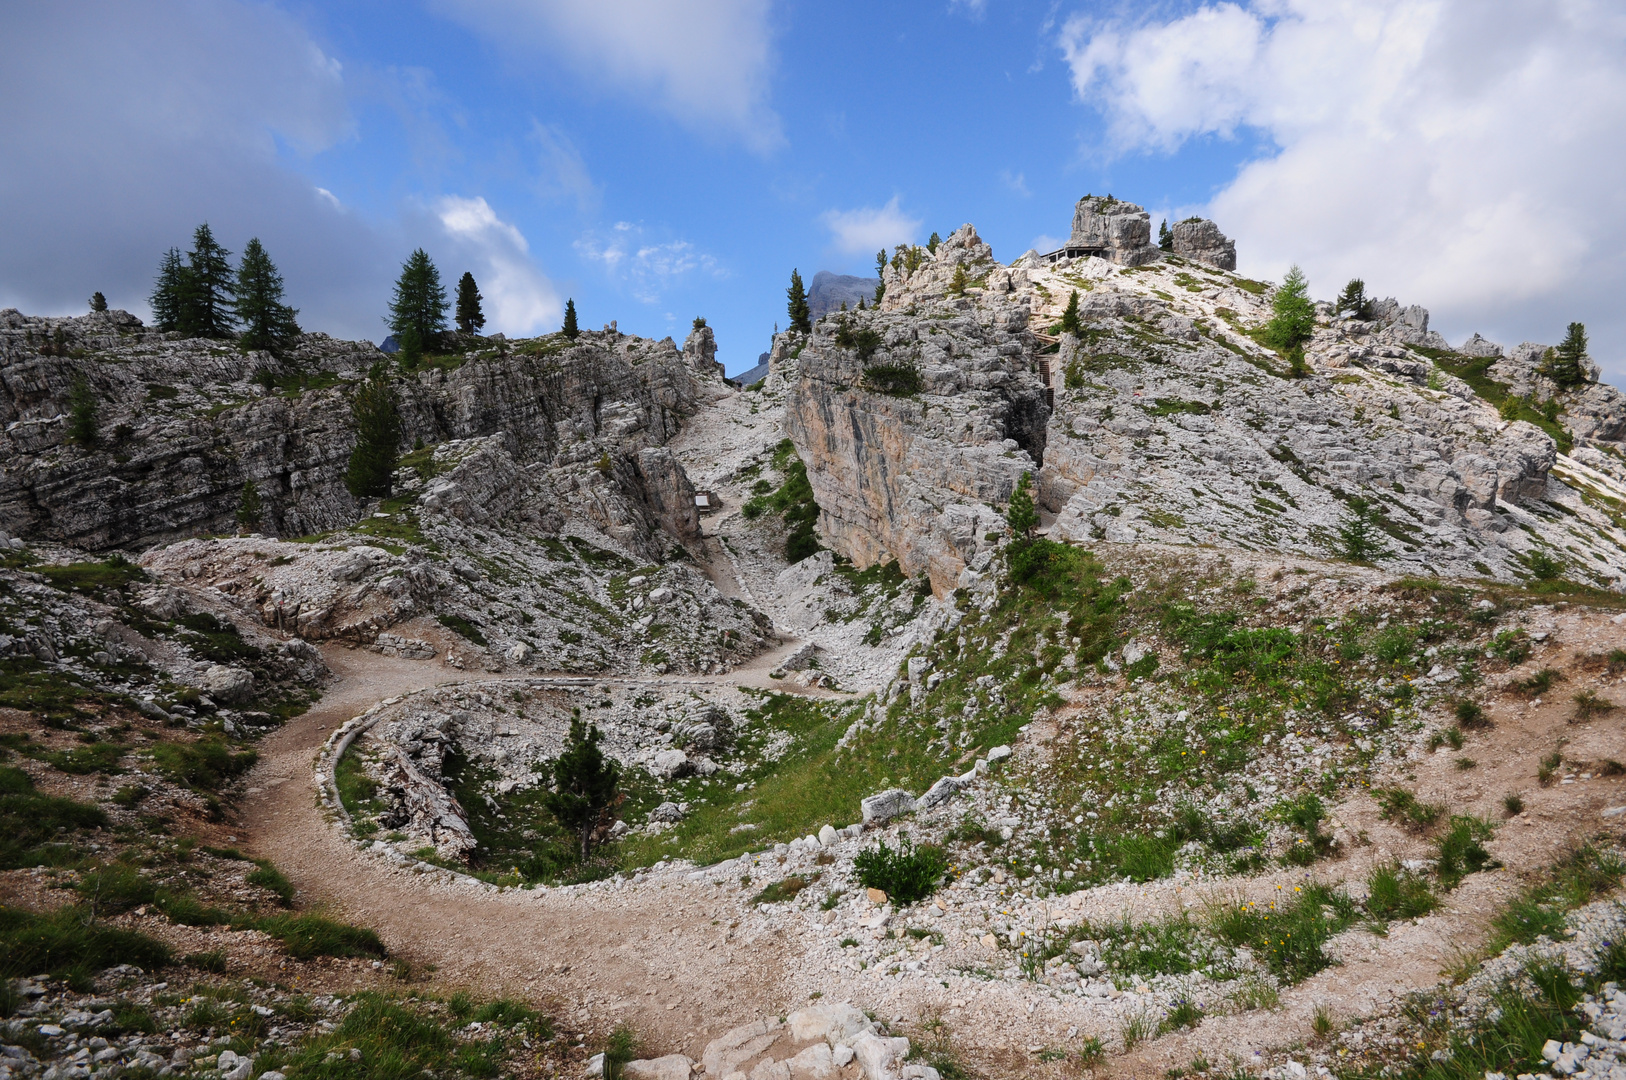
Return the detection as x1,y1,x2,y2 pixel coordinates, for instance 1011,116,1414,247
787,228,1048,593
0,310,725,552
682,323,723,377
781,210,1626,590
1171,218,1237,270
1069,195,1160,266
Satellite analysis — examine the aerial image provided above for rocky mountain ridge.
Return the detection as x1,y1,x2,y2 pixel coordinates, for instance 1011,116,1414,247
777,222,1626,595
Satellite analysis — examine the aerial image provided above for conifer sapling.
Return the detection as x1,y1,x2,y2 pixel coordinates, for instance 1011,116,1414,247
1542,322,1589,387
1059,290,1082,335
561,298,579,339
344,362,403,500
67,377,99,448
1006,472,1038,538
235,481,264,529
787,269,811,335
454,272,485,335
89,292,107,313
543,718,621,861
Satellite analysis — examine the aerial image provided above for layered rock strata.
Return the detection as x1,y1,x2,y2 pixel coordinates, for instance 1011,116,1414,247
0,309,727,553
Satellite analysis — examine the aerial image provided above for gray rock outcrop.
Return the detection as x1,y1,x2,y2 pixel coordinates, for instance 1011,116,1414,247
780,205,1626,590
1069,195,1161,266
786,227,1046,594
0,309,727,553
1171,217,1237,270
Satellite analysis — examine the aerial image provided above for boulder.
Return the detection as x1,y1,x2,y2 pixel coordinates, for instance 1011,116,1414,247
623,1055,695,1080
787,1003,873,1046
915,774,970,812
986,745,1012,764
785,1043,839,1080
1170,217,1237,271
817,824,839,846
200,665,253,705
649,801,686,823
651,749,693,779
851,1033,910,1080
861,788,916,824
701,1018,783,1078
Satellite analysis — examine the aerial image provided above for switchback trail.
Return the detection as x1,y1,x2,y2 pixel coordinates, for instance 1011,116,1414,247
239,640,817,1060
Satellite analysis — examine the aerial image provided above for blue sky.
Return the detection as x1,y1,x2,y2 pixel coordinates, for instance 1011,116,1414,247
4,1,1625,382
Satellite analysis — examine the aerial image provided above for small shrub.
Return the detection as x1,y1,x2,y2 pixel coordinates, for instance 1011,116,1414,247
852,838,948,906
1455,699,1490,729
861,363,922,396
605,1023,639,1080
1487,629,1532,664
185,949,228,973
1538,750,1563,787
1078,1035,1107,1066
751,875,812,904
1365,861,1438,920
1436,816,1497,889
1512,668,1561,696
1312,1004,1335,1039
1503,793,1524,816
1456,756,1478,770
1574,690,1617,721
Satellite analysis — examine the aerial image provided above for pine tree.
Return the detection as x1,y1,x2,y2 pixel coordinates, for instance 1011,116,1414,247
873,249,887,305
454,272,485,335
927,231,942,254
387,249,448,349
561,298,579,339
344,362,403,500
67,377,99,448
1006,471,1038,538
150,248,187,332
1542,322,1589,387
1263,265,1316,352
89,292,107,313
1059,290,1082,335
235,481,264,529
543,718,621,861
786,269,811,334
180,223,237,339
1336,498,1387,563
1335,278,1373,320
948,263,968,296
235,238,301,353
1158,220,1173,252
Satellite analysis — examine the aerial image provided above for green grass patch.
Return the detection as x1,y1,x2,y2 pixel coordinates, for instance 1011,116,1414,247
253,915,386,960
0,764,107,869
148,737,258,791
436,613,488,647
0,905,171,982
1486,843,1625,953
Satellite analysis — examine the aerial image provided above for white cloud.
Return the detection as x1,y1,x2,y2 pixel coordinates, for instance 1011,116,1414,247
575,222,724,304
433,0,783,152
820,197,922,256
1000,169,1031,197
434,196,561,335
1060,0,1626,382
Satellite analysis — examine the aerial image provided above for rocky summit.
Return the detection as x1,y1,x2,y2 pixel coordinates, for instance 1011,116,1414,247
4,196,1626,1080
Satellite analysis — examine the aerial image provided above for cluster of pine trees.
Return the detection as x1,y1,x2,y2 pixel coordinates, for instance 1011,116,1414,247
150,224,301,352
